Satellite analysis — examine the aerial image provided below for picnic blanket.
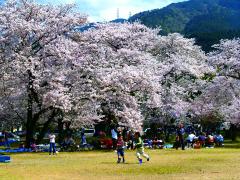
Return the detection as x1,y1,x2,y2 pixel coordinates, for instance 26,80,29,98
0,148,31,153
0,155,11,163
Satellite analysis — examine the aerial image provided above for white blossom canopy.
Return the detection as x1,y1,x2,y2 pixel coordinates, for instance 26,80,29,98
0,0,86,128
192,39,240,125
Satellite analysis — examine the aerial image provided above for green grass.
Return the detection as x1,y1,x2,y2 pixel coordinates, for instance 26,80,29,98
1,147,240,180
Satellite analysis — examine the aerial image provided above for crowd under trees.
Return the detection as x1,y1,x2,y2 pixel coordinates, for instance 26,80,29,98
0,1,239,146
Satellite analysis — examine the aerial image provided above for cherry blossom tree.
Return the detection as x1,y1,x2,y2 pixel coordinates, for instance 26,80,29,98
71,24,210,131
0,1,217,142
145,33,210,126
69,22,163,132
192,39,240,126
210,39,240,81
0,0,86,146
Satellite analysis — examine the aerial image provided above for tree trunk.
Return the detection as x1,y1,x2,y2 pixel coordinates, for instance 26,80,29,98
230,124,237,141
25,70,56,147
36,110,56,144
57,117,64,144
25,70,34,148
164,126,170,142
26,118,35,148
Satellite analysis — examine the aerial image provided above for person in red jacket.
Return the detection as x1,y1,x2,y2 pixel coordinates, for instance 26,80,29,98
116,134,125,163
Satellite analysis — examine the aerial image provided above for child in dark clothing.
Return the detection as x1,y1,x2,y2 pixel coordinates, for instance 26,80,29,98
116,134,125,163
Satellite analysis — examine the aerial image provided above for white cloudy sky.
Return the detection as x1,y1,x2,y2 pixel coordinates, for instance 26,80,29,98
37,0,186,22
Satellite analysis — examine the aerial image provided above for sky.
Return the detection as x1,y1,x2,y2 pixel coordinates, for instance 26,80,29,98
37,0,187,22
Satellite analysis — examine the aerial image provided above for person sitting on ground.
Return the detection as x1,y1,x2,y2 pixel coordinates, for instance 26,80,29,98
153,137,164,149
215,133,224,147
206,133,214,148
187,132,196,148
62,137,68,150
62,136,75,150
193,140,201,149
30,139,37,152
144,139,153,149
198,132,206,147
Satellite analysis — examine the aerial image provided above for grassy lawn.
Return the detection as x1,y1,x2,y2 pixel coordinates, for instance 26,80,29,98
1,146,240,180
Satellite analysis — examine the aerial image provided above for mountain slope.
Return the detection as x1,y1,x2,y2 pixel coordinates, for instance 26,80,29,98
129,0,240,51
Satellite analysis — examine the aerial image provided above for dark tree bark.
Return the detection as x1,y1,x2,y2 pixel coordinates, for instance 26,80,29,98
230,124,237,141
57,114,64,144
36,109,57,144
25,70,54,147
25,70,34,148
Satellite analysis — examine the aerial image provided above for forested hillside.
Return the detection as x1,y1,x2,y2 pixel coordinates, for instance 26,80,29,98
129,0,240,51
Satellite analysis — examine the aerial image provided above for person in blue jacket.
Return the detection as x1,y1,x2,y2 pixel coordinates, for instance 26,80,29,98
176,124,185,150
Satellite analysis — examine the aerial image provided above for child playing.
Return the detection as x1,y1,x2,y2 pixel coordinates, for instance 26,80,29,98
134,132,150,164
116,134,125,163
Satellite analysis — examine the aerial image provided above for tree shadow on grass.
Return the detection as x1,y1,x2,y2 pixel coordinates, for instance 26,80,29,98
223,140,240,148
101,161,141,165
224,143,240,148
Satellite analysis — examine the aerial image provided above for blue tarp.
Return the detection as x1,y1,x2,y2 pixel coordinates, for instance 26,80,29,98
0,140,18,146
0,148,32,153
164,144,173,149
0,155,11,163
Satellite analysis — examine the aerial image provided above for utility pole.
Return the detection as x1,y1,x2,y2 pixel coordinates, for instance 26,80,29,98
129,11,132,18
117,8,119,19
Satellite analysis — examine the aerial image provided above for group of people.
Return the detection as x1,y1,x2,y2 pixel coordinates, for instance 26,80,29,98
175,124,224,150
111,127,150,164
61,136,75,151
186,132,224,148
47,123,224,163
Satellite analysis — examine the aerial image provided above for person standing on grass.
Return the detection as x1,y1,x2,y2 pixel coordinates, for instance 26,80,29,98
176,124,185,150
134,132,150,164
116,134,125,163
117,127,122,136
111,125,118,150
127,130,134,150
49,132,56,155
81,131,88,149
